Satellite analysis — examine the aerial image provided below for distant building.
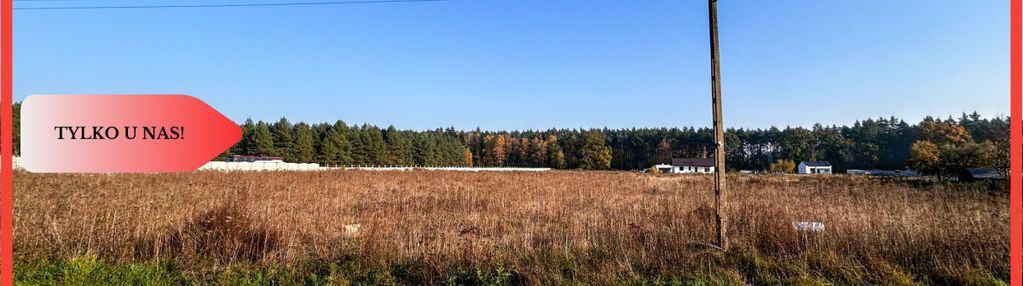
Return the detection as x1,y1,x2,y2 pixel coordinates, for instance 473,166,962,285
962,168,1005,181
668,158,716,174
797,161,832,174
847,169,920,177
653,164,675,173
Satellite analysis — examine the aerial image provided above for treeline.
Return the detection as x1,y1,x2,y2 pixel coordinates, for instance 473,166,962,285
724,114,1010,176
224,118,613,169
229,119,470,167
5,102,1011,173
214,112,1009,173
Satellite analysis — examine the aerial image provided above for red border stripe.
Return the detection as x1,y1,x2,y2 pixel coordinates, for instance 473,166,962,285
0,2,1016,286
1,0,12,280
1012,0,1021,284
1,0,11,280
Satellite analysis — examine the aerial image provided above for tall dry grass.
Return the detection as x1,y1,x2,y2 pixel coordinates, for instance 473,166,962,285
13,171,1008,284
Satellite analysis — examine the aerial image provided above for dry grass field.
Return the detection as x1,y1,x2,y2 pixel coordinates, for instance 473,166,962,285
12,171,1009,285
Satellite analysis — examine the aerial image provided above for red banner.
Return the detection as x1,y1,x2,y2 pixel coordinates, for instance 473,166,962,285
20,94,241,173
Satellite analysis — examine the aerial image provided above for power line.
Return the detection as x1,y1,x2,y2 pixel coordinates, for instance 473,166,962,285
14,0,454,10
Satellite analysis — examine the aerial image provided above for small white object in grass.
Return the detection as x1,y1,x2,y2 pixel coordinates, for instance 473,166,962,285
343,224,361,236
792,221,825,232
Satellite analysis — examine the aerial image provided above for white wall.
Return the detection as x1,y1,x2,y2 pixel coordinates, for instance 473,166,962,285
198,161,324,172
344,166,550,172
197,162,550,172
671,165,714,174
8,157,550,173
11,157,22,170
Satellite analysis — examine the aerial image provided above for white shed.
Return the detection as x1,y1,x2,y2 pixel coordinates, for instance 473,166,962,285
798,161,832,174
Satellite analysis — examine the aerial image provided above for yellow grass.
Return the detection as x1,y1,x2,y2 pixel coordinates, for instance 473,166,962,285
13,171,1009,284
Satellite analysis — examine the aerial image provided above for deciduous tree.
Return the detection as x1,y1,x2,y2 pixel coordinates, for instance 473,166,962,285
579,131,612,170
769,159,795,174
908,140,941,177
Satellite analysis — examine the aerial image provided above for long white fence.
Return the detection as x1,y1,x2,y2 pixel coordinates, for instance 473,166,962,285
344,166,550,172
198,161,327,171
7,156,549,172
197,161,549,172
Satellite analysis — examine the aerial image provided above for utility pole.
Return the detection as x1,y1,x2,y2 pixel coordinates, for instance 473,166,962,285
708,0,728,250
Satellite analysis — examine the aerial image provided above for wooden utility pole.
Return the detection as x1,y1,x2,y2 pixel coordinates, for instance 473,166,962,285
708,0,728,250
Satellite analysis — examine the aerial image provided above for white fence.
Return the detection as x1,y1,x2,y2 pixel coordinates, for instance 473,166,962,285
7,156,549,172
197,161,327,171
343,166,550,172
197,161,550,172
7,157,327,172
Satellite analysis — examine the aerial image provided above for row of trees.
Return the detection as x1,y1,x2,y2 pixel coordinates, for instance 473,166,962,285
224,118,617,169
725,114,1010,175
213,112,1009,174
229,119,469,167
5,102,1011,174
906,117,1006,179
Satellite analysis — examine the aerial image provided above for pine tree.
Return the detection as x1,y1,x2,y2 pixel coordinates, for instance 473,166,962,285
348,128,367,164
561,133,581,168
271,117,294,160
240,118,257,155
441,135,464,165
293,123,315,163
311,123,330,164
252,121,275,156
358,125,389,165
413,133,437,166
384,126,413,165
466,129,484,165
654,138,672,164
319,129,340,165
322,120,353,165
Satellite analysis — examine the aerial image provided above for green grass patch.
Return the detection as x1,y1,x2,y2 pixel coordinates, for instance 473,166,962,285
13,254,1006,285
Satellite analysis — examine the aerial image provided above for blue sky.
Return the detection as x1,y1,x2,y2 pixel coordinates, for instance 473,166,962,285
12,0,1010,130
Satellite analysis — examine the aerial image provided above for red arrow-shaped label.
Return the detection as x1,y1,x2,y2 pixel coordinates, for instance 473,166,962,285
21,94,241,173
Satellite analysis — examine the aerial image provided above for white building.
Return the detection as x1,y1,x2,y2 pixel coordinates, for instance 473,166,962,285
660,158,715,174
653,164,675,173
798,161,832,174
